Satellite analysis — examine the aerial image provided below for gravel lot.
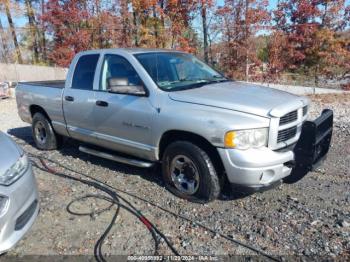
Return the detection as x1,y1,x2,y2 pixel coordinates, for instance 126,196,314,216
0,94,349,259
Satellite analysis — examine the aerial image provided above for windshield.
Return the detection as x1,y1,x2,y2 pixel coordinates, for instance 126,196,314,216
134,52,228,91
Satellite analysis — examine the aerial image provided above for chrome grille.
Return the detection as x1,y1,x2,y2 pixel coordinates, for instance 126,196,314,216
270,105,308,150
279,110,298,125
277,126,297,143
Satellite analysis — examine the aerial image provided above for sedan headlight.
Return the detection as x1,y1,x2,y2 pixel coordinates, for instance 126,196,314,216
224,128,268,150
0,154,29,186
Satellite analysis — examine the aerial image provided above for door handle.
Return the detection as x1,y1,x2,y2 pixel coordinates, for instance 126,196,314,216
96,100,108,107
65,96,74,102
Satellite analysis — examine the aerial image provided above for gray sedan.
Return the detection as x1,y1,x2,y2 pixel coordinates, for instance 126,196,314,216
0,131,39,253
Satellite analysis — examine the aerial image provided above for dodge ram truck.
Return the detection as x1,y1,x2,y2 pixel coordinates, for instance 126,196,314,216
16,48,333,202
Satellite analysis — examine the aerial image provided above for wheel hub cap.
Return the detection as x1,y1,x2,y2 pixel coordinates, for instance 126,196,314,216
34,121,47,144
170,155,200,195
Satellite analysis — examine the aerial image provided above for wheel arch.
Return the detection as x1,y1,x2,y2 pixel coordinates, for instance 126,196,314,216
158,130,225,176
29,105,51,122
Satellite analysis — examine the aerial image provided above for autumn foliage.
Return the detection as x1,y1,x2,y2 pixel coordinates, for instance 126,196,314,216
0,0,349,87
217,0,270,79
270,0,350,85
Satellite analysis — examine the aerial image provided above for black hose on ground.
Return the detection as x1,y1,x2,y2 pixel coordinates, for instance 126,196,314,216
30,156,179,262
29,152,280,262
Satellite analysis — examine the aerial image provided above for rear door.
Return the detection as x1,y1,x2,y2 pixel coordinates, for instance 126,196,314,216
93,54,156,160
63,54,100,144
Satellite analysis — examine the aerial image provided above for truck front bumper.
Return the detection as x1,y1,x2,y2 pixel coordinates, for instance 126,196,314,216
218,109,333,192
218,147,294,190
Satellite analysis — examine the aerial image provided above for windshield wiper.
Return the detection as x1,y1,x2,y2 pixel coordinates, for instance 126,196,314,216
171,78,231,91
166,77,230,92
207,79,229,84
195,77,229,86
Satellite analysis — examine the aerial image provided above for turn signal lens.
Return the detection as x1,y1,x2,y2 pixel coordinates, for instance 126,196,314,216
224,131,236,148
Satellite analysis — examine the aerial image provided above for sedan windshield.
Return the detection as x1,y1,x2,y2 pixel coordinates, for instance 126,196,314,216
134,52,228,91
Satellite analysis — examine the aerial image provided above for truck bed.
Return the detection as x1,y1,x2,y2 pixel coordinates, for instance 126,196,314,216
16,81,66,128
19,80,65,89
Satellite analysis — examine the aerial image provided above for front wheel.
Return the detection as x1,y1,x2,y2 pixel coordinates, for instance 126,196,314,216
162,141,221,203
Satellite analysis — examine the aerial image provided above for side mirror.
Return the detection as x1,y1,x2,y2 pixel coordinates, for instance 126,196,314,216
107,77,147,96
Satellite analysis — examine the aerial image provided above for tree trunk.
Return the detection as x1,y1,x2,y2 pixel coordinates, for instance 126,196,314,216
120,0,130,47
201,2,208,63
153,5,158,48
160,0,165,48
132,11,139,47
4,0,23,63
321,2,328,28
0,18,9,63
41,0,47,62
245,0,249,81
95,0,103,48
25,0,39,63
208,37,213,65
314,65,319,94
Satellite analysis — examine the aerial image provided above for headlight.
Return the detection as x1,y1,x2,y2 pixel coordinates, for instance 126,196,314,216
0,154,29,186
224,128,268,150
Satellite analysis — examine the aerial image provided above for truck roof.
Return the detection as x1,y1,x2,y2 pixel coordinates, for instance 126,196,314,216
78,48,185,56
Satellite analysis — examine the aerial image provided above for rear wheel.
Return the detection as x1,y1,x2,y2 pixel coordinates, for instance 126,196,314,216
32,112,62,150
162,141,221,203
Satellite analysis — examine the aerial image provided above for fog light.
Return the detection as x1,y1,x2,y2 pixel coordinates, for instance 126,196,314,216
259,170,275,183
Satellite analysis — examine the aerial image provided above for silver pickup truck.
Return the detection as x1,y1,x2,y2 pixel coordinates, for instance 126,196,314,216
16,48,333,202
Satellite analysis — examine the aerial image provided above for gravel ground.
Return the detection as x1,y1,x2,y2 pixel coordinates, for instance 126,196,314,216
0,94,349,259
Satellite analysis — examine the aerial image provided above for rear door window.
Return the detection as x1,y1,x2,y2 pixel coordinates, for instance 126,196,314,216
72,54,99,90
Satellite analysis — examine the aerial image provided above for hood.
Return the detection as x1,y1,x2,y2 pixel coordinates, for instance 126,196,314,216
168,81,307,117
0,131,22,176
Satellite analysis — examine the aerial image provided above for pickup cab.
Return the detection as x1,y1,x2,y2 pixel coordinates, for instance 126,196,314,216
16,48,333,202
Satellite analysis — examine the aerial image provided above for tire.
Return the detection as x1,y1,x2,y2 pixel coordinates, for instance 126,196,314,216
162,141,221,203
32,112,62,150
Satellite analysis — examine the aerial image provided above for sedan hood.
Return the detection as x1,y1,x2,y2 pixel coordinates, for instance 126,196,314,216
0,132,21,176
168,81,306,117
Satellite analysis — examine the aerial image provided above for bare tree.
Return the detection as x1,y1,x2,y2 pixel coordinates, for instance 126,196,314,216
23,0,40,63
40,0,46,62
0,17,9,63
4,0,23,63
